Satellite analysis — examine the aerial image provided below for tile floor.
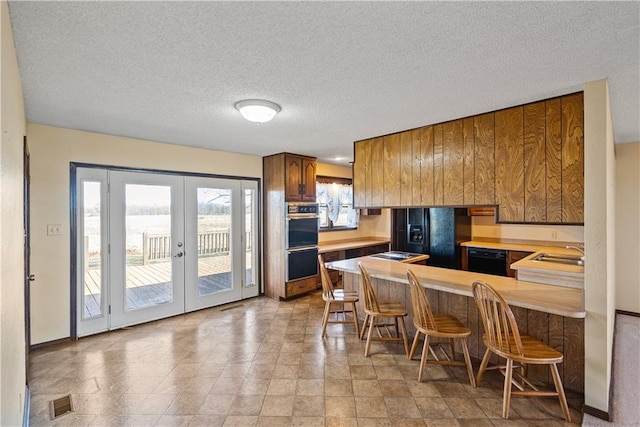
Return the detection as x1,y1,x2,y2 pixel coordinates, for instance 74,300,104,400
28,292,583,426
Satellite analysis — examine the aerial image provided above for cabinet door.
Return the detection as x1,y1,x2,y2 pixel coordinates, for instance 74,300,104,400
285,155,303,202
545,98,563,223
383,134,401,206
353,140,370,208
508,251,534,278
561,93,584,223
463,118,475,205
400,130,413,207
524,102,547,222
433,124,444,206
420,126,435,205
495,107,524,222
443,119,464,206
474,113,495,205
370,137,385,207
301,158,317,202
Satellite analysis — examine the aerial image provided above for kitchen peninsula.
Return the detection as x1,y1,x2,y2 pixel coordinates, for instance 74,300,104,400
326,256,585,392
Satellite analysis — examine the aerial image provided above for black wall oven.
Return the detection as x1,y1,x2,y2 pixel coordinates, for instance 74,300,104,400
285,203,319,281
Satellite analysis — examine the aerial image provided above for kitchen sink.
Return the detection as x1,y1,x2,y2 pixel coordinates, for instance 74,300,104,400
532,253,585,266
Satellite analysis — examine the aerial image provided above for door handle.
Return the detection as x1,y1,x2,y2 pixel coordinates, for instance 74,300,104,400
174,252,184,258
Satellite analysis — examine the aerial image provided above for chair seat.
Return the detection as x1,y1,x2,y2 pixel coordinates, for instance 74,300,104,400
365,302,407,317
322,293,358,303
484,334,564,364
423,315,472,338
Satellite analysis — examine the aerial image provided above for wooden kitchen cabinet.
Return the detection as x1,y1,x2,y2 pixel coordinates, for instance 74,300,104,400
495,106,525,223
467,206,496,217
284,153,316,202
473,113,496,205
383,134,401,206
507,250,534,278
263,152,318,300
561,93,584,223
443,119,465,206
352,93,583,224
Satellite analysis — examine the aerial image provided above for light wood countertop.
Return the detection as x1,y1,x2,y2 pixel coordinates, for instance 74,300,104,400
318,237,390,253
461,240,583,255
326,257,585,318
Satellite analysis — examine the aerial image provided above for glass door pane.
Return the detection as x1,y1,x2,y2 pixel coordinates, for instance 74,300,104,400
242,181,259,298
110,171,184,329
185,177,243,311
83,181,104,317
76,168,109,337
196,187,232,296
124,184,173,310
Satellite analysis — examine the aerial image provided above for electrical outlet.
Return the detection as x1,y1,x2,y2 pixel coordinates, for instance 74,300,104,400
551,230,558,240
47,224,62,236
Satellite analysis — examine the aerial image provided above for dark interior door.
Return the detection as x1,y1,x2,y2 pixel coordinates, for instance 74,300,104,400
23,137,32,382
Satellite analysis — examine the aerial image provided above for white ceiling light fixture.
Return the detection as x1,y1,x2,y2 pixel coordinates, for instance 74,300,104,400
234,99,281,123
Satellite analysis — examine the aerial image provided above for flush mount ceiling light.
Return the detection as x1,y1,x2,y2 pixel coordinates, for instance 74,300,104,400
234,99,281,123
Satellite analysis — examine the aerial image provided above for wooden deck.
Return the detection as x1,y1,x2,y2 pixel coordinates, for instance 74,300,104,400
83,254,251,317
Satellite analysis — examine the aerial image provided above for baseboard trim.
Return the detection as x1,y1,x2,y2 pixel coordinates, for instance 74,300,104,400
23,385,30,427
616,309,640,318
583,404,610,421
30,337,72,351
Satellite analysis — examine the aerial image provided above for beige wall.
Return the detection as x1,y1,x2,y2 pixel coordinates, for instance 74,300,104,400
0,1,27,424
28,124,263,344
316,162,391,243
615,142,640,313
472,217,584,243
583,79,616,413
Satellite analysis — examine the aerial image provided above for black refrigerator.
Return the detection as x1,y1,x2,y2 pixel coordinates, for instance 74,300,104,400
392,207,471,269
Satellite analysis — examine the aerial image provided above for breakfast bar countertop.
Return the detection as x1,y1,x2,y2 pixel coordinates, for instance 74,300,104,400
326,256,585,319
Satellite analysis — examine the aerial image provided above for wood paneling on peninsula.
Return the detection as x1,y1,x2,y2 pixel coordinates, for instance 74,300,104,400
352,93,584,224
336,261,584,392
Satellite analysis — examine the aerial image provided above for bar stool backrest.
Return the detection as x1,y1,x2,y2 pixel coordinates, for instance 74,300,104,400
407,269,437,332
472,280,524,357
318,255,335,299
358,263,381,313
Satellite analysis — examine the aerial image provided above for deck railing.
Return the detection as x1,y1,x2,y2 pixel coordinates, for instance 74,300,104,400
142,230,251,264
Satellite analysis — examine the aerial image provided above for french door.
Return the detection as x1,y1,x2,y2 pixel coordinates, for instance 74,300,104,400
75,167,259,337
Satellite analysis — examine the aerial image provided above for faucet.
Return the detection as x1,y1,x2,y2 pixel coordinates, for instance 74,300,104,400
566,243,585,257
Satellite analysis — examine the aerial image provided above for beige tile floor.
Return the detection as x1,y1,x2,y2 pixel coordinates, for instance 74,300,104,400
28,292,583,426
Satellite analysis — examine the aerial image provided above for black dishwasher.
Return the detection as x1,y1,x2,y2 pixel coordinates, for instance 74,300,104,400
467,248,508,276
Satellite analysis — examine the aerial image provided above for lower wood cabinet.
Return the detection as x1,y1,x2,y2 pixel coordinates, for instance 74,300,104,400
286,276,318,298
345,243,389,258
508,250,534,278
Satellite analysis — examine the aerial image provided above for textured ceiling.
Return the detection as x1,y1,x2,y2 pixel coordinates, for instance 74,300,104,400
8,1,640,165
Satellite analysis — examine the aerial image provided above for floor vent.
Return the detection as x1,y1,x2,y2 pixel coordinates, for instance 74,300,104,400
220,304,244,311
49,395,74,420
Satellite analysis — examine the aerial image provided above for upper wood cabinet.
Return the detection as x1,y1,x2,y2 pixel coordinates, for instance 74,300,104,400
495,106,525,222
352,93,584,224
284,153,316,202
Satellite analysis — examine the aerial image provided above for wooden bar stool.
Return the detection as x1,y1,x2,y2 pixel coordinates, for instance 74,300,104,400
318,255,360,337
472,280,571,422
406,269,476,386
358,263,409,357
